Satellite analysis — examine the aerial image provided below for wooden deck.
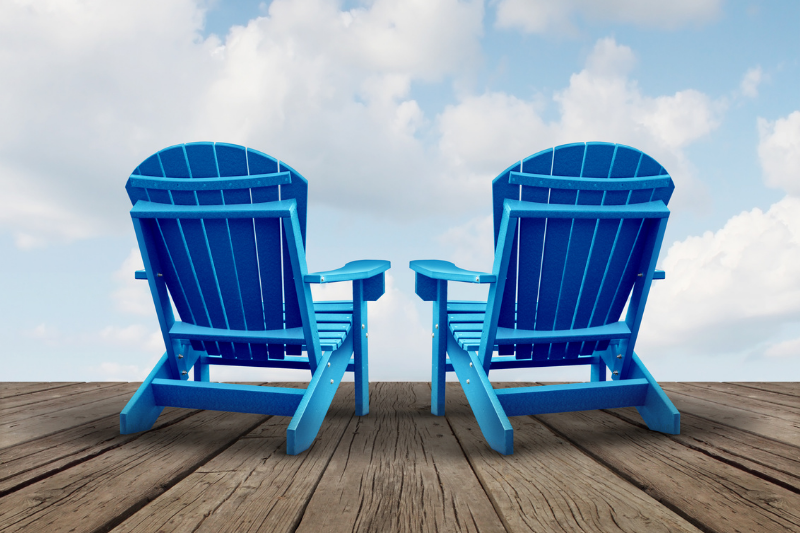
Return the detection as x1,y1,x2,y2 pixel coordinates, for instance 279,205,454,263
1,382,799,532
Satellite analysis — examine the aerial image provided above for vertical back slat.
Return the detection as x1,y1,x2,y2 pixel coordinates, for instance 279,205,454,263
216,144,262,359
492,163,521,356
279,162,309,355
128,143,316,364
516,150,552,359
539,143,583,359
248,148,284,360
195,188,237,358
488,142,673,364
589,217,642,350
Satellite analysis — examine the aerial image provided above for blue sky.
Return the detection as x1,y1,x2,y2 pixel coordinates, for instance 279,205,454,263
3,0,800,383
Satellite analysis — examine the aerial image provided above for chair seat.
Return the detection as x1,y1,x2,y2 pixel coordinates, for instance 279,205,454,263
447,309,631,351
170,312,353,351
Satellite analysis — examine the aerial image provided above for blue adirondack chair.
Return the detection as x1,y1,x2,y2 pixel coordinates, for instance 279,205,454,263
120,142,390,454
411,142,679,454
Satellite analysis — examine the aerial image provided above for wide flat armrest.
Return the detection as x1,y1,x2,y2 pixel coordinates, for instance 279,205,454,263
305,260,390,283
410,260,495,283
654,270,665,280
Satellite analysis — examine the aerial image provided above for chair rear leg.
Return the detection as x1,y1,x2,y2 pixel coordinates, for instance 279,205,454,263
447,333,513,454
120,353,171,434
629,352,680,434
287,335,353,455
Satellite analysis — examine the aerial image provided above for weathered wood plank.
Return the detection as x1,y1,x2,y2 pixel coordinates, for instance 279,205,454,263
731,382,800,399
112,384,355,533
687,382,800,409
0,383,79,400
0,409,266,533
463,383,700,532
296,382,506,533
0,382,123,411
535,408,800,532
0,407,195,496
661,383,800,446
0,383,140,449
608,406,800,494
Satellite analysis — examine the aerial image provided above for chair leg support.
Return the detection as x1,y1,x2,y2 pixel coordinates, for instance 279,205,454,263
353,281,369,416
590,358,607,382
286,332,353,455
447,332,513,455
431,281,448,416
120,353,171,434
629,352,680,434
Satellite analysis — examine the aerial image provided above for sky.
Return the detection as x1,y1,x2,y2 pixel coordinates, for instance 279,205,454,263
2,0,800,383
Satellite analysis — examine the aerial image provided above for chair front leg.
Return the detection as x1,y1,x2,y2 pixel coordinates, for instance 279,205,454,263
353,279,369,416
431,280,448,416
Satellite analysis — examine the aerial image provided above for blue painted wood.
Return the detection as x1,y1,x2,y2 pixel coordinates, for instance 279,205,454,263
447,330,513,454
495,379,648,416
432,279,448,415
279,161,308,356
151,379,305,416
120,353,170,434
123,142,389,454
249,149,284,360
287,332,353,454
411,142,678,453
492,162,522,357
352,280,369,416
509,173,672,191
305,260,391,283
629,352,680,433
410,260,495,283
517,153,549,360
479,207,519,373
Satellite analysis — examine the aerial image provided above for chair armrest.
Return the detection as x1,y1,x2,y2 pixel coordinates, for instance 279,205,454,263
135,270,147,280
654,270,665,280
304,260,390,283
409,260,495,283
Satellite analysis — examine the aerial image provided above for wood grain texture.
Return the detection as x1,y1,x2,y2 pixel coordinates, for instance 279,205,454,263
465,383,700,532
296,382,506,533
608,406,800,494
112,384,355,533
535,408,800,532
0,382,124,411
0,409,266,533
731,382,800,399
661,382,800,446
684,382,800,410
0,382,79,400
0,407,194,496
0,383,139,449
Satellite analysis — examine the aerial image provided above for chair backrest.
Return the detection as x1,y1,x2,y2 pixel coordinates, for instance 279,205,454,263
126,142,310,359
489,142,673,360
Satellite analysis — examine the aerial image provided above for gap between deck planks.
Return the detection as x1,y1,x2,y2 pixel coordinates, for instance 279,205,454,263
524,382,800,533
295,382,505,533
1,382,799,533
444,383,701,533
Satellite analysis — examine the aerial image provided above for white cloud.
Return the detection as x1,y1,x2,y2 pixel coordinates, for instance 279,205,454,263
758,111,800,195
495,0,721,35
437,215,494,272
763,336,800,359
112,248,152,315
0,0,484,247
637,195,800,357
740,66,763,98
438,37,722,212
